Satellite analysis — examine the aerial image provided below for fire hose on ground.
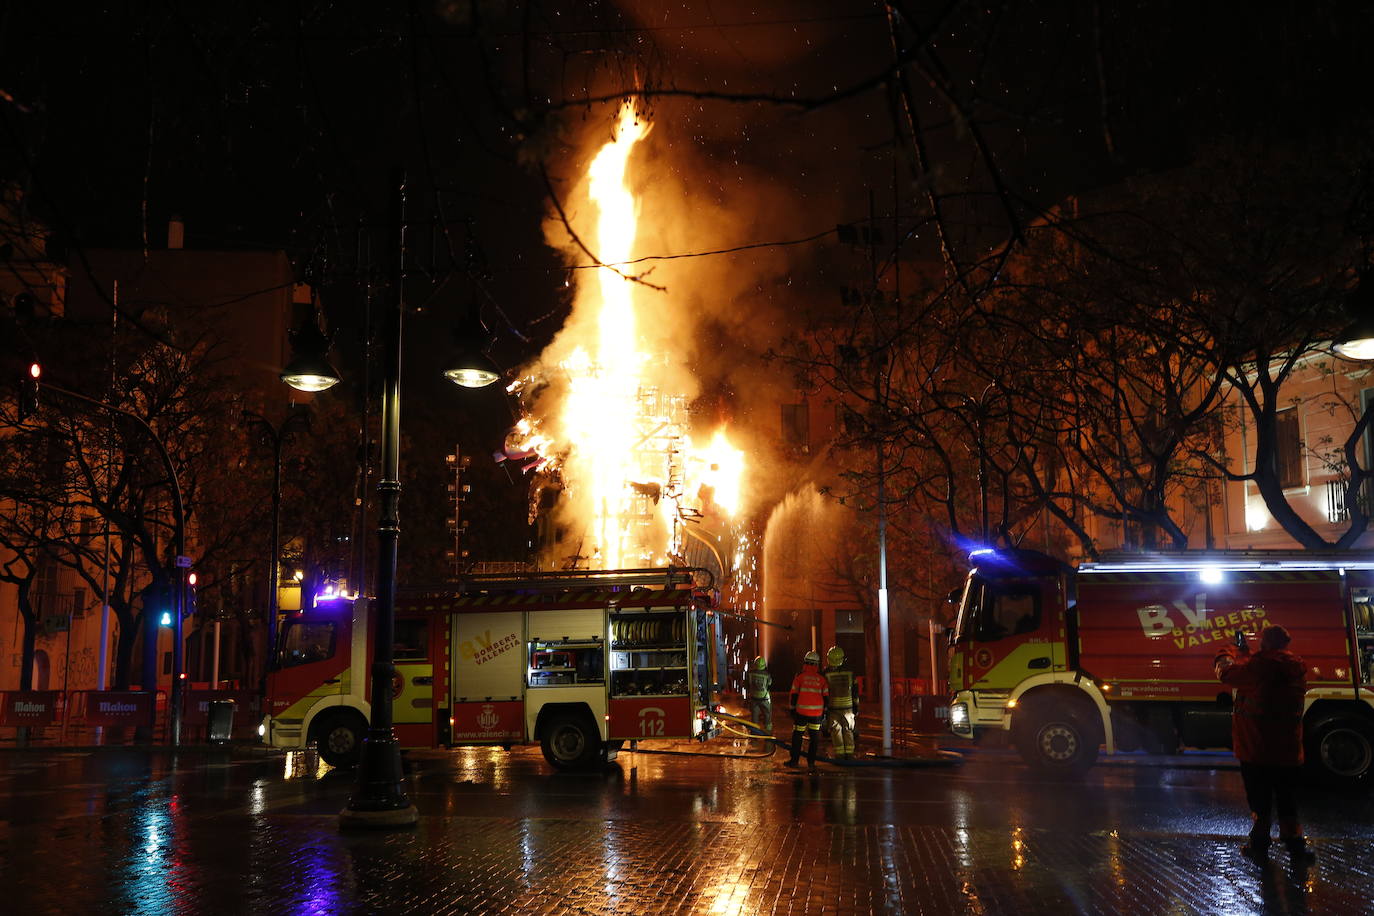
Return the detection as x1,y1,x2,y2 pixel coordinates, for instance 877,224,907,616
622,711,962,767
624,710,779,759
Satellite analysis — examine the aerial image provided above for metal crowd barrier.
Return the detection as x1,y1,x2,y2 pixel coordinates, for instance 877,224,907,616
0,688,259,746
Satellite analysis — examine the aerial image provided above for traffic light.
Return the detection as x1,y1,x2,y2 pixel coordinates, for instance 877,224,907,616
157,585,173,626
151,581,174,627
185,571,198,618
17,361,39,422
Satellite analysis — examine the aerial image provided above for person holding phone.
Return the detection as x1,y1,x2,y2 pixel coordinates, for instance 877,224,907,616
1214,625,1315,866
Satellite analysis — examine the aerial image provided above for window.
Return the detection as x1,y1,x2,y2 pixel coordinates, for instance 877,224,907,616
394,618,429,661
781,404,810,453
278,621,337,667
35,559,59,602
1275,407,1303,489
973,579,1042,642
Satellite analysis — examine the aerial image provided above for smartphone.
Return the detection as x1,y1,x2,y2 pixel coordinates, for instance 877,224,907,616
1234,629,1247,649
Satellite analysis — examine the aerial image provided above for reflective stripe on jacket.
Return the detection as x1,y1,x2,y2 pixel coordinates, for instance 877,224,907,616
790,668,828,716
825,668,856,710
747,669,773,700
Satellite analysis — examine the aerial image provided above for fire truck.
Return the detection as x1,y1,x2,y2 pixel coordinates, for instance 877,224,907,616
259,568,728,769
946,549,1374,785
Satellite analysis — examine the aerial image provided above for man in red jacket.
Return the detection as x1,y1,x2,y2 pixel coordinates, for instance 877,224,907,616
1215,624,1315,865
784,650,828,769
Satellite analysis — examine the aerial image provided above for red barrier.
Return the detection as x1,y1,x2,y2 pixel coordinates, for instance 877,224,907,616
910,694,950,733
0,691,63,726
889,678,931,697
73,690,156,727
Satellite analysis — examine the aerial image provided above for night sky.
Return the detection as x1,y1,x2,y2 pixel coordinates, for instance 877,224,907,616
7,3,1370,329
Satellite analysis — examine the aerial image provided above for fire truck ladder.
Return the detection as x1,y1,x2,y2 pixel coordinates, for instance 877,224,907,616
453,566,711,595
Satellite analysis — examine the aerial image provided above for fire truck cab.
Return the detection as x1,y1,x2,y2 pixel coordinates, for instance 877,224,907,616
946,549,1374,786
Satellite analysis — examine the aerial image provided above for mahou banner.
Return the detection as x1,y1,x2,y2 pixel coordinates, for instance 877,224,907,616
0,691,61,726
80,691,153,726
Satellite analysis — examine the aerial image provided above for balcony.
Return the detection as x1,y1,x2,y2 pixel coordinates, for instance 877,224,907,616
1326,478,1374,523
31,591,84,636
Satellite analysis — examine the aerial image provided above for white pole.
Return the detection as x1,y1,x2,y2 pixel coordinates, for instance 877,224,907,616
877,442,892,756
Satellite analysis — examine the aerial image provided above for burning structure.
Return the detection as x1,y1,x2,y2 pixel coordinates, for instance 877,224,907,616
505,102,750,590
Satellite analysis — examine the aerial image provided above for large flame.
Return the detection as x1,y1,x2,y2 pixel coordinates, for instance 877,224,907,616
520,101,747,572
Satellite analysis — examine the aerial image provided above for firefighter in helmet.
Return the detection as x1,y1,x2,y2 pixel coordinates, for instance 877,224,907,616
785,649,828,768
824,645,859,759
746,656,773,738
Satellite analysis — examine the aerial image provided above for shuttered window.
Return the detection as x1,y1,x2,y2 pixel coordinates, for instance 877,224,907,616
1275,407,1303,489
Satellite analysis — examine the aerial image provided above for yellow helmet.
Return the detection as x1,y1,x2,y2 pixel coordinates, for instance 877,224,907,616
753,656,767,671
826,646,845,667
804,649,820,666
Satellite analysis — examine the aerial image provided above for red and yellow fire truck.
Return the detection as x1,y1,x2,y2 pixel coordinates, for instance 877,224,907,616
259,568,728,769
946,549,1374,785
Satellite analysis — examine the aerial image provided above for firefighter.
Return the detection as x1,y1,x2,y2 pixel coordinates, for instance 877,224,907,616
745,656,773,738
1215,625,1315,866
784,649,828,768
823,645,859,759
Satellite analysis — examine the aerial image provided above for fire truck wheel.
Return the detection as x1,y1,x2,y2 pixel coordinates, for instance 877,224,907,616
1306,714,1374,787
1014,698,1100,777
541,712,601,770
315,713,365,768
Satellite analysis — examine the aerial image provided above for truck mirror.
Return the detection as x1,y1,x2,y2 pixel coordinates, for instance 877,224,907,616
945,587,962,604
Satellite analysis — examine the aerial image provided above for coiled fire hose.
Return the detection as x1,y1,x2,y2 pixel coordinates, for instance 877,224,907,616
627,710,779,758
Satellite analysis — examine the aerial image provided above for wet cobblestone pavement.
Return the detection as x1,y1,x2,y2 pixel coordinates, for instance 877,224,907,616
0,745,1370,914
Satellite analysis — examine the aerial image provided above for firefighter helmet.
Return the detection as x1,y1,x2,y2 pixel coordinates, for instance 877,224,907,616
753,656,767,671
804,649,820,666
826,646,845,667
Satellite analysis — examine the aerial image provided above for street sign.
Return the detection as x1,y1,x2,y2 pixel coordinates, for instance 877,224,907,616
175,555,193,568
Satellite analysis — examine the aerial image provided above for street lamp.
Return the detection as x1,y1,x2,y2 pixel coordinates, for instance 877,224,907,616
443,310,502,388
242,407,312,686
280,313,342,392
1334,273,1374,360
283,169,499,828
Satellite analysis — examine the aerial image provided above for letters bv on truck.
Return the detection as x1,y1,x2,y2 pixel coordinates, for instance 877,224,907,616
945,548,1374,785
258,567,729,770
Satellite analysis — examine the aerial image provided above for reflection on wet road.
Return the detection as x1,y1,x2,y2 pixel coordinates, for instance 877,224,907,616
0,744,1369,914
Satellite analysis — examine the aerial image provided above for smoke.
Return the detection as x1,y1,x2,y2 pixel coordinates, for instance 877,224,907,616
519,5,887,563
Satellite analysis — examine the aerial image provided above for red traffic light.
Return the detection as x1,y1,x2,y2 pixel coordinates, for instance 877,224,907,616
187,572,198,587
18,362,41,422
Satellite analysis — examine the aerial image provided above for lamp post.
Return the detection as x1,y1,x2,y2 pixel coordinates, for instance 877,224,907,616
242,407,312,686
283,169,500,828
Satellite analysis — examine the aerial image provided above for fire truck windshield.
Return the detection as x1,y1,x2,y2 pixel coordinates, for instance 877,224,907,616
278,620,337,668
959,575,1045,643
